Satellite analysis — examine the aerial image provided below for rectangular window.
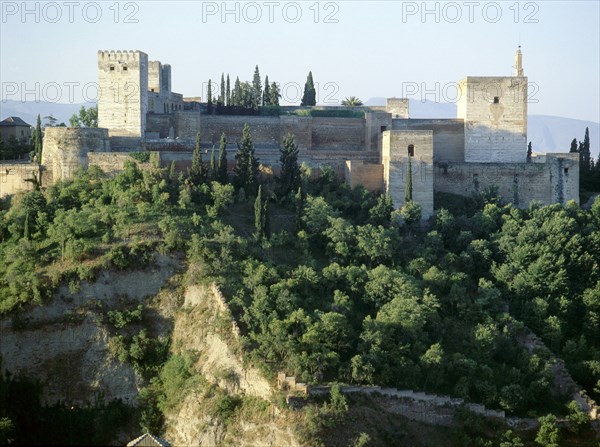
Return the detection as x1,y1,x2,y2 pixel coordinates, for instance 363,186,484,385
493,96,500,104
110,66,115,71
123,66,128,71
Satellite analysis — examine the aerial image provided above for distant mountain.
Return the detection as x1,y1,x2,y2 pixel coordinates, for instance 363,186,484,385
0,100,93,127
2,99,598,158
365,97,599,157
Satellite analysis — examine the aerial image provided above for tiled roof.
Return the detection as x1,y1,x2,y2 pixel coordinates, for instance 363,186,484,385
0,116,31,127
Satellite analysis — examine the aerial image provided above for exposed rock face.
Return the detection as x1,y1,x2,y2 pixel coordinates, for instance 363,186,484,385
0,255,180,405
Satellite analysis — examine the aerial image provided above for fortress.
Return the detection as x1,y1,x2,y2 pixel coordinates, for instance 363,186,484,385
2,48,579,216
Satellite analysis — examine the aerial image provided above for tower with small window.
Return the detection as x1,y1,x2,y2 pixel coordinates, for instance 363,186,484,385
457,47,528,163
97,50,148,138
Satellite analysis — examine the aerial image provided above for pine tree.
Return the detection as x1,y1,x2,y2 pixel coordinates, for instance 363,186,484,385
252,65,262,110
263,76,270,106
254,185,264,238
226,74,231,109
405,153,413,203
269,82,280,106
527,141,532,161
207,79,213,114
219,73,225,107
234,123,258,193
570,138,578,153
218,132,228,183
210,145,217,180
279,133,301,198
301,71,316,106
190,132,207,184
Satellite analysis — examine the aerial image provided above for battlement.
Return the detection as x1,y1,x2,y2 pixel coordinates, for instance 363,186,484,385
97,50,147,62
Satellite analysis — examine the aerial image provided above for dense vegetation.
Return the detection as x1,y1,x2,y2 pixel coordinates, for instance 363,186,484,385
1,124,599,444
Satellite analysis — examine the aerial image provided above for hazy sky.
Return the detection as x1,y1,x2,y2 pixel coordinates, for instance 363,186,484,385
1,1,599,122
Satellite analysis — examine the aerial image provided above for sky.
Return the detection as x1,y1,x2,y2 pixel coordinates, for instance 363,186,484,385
1,0,599,123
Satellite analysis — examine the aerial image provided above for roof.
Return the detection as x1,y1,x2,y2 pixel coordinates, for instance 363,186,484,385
0,117,31,127
126,433,171,447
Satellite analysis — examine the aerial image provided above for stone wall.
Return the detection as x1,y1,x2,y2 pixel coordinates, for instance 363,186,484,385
386,98,409,119
88,152,154,175
434,153,579,208
42,127,111,182
98,50,148,137
345,161,383,192
457,76,527,163
0,162,40,198
392,119,465,162
311,117,365,151
383,130,434,219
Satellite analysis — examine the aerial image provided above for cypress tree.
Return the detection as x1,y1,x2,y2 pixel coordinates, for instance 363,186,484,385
23,212,30,240
226,74,231,109
210,144,217,180
252,65,262,110
295,186,304,232
301,71,316,106
405,153,413,203
279,133,301,198
234,123,258,193
218,132,228,183
582,127,591,172
263,196,270,239
191,132,207,184
207,79,213,114
254,184,264,238
269,82,280,106
570,138,578,153
234,77,242,108
527,141,532,161
220,73,225,107
169,160,176,181
32,114,42,162
263,75,270,106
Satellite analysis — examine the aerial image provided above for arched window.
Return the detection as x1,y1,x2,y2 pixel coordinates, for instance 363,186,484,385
408,144,415,157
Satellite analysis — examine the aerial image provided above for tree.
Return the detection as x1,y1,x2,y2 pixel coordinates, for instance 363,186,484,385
32,114,42,162
581,127,591,172
219,73,225,107
233,77,242,108
295,186,304,231
252,65,262,110
269,81,280,106
43,114,58,127
218,132,228,183
263,75,270,106
254,184,269,239
535,414,560,447
570,138,578,153
226,74,231,108
190,132,207,185
234,123,258,193
405,153,413,202
210,145,217,180
301,71,316,106
527,141,532,161
279,133,301,198
68,106,97,128
207,79,213,114
342,96,363,107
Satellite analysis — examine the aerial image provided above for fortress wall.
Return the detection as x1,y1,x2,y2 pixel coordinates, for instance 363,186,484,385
0,163,40,198
345,161,384,192
88,152,154,175
146,114,174,138
434,154,580,207
175,111,202,140
311,117,365,151
280,115,311,150
366,111,392,153
392,119,465,162
198,115,281,148
42,128,111,182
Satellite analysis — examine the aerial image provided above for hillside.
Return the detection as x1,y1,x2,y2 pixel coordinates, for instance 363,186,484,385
0,159,599,445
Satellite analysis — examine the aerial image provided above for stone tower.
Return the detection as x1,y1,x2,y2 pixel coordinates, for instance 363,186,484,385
457,48,528,163
98,50,148,138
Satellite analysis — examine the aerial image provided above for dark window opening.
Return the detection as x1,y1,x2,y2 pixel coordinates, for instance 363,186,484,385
443,166,448,175
110,66,115,71
564,168,569,175
408,144,415,157
151,88,155,92
380,126,387,133
123,66,128,71
493,96,500,104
